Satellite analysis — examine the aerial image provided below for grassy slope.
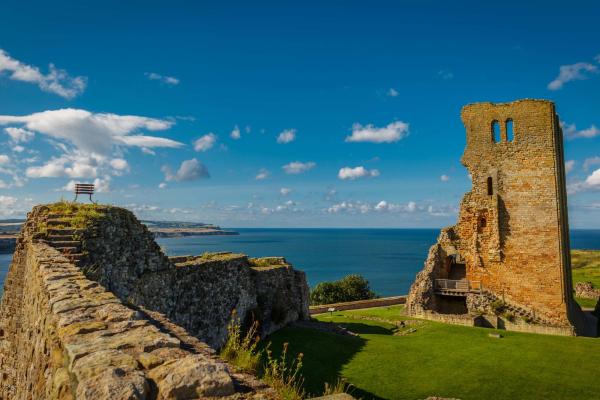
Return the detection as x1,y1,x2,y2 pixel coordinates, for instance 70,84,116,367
266,305,600,400
572,250,600,308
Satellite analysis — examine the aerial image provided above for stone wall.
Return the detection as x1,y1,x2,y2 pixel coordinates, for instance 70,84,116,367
0,204,310,398
407,99,587,335
0,240,252,399
74,209,310,348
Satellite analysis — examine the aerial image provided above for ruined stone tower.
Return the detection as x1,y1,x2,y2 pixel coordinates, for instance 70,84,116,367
406,99,588,335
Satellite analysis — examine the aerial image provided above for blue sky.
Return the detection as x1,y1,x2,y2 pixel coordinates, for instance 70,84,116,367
1,1,600,227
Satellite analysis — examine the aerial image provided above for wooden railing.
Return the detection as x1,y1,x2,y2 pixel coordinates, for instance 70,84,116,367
435,279,482,293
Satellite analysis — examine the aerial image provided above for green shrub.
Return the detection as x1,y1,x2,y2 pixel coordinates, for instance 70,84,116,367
263,342,305,400
310,274,377,305
220,310,261,374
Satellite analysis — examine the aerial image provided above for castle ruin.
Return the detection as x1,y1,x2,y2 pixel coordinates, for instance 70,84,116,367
406,99,591,335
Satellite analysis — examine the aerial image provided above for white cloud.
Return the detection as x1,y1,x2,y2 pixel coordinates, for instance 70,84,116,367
158,182,167,189
4,127,34,143
338,166,380,180
277,129,296,144
0,155,10,165
255,168,270,180
145,72,180,86
440,174,450,182
568,168,600,194
388,88,398,97
280,187,292,196
109,158,129,172
374,200,417,213
586,168,600,187
162,158,209,182
230,125,241,140
327,201,371,214
596,55,600,63
0,109,181,155
345,121,409,143
548,62,598,90
12,145,25,153
193,133,217,152
583,157,600,170
0,109,183,183
565,160,576,174
562,122,600,139
0,49,86,99
282,161,315,174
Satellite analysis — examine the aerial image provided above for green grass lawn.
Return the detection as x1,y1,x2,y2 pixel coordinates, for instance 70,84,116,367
571,250,600,308
265,305,600,400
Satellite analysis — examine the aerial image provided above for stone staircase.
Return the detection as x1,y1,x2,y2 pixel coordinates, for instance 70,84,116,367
42,213,86,265
481,290,548,325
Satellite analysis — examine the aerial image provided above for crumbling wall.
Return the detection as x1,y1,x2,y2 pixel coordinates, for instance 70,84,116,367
406,99,586,334
75,208,310,348
0,242,240,399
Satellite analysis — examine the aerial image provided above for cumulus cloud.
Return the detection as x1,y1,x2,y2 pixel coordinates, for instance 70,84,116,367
280,187,292,196
338,166,380,180
282,161,315,174
109,158,129,174
162,158,209,182
0,109,181,155
565,160,576,174
548,62,598,90
0,49,86,99
440,174,450,182
193,133,217,152
388,88,398,97
230,125,241,140
276,129,296,144
0,155,10,165
0,195,34,217
145,72,180,86
4,127,34,143
583,157,600,171
158,182,167,189
562,122,600,139
345,121,409,143
568,167,600,194
255,168,270,180
374,200,417,212
327,201,372,214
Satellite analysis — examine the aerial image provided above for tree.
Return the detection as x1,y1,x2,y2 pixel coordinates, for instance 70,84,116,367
310,274,377,305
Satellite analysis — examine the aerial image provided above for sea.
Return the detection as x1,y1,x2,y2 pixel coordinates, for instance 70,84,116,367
1,229,600,298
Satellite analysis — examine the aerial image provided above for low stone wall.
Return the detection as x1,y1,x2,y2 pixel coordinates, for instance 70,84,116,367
0,242,246,399
77,208,310,349
309,296,406,315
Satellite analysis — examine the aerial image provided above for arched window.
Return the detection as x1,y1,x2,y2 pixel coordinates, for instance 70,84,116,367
492,120,501,143
506,119,514,142
487,177,493,195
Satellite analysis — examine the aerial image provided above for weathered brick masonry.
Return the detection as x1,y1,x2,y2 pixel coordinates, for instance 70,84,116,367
406,99,587,335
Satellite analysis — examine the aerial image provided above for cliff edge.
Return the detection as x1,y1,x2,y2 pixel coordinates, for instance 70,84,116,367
0,203,310,399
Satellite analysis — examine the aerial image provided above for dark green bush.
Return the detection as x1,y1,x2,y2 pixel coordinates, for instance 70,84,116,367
310,274,377,305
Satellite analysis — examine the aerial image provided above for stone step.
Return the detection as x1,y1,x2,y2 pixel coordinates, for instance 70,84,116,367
55,246,80,253
47,228,82,235
47,234,76,241
46,220,74,227
47,213,76,219
49,240,80,247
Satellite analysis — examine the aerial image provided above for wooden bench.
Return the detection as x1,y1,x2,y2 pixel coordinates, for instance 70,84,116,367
73,183,95,203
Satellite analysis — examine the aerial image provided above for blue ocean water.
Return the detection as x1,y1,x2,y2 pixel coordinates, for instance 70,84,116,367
1,229,599,298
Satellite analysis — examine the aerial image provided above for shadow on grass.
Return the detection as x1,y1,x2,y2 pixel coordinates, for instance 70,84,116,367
262,324,385,399
334,321,396,335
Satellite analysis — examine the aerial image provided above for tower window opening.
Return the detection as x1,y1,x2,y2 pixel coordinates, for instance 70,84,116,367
506,119,514,142
487,177,493,195
480,217,487,228
492,120,501,143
